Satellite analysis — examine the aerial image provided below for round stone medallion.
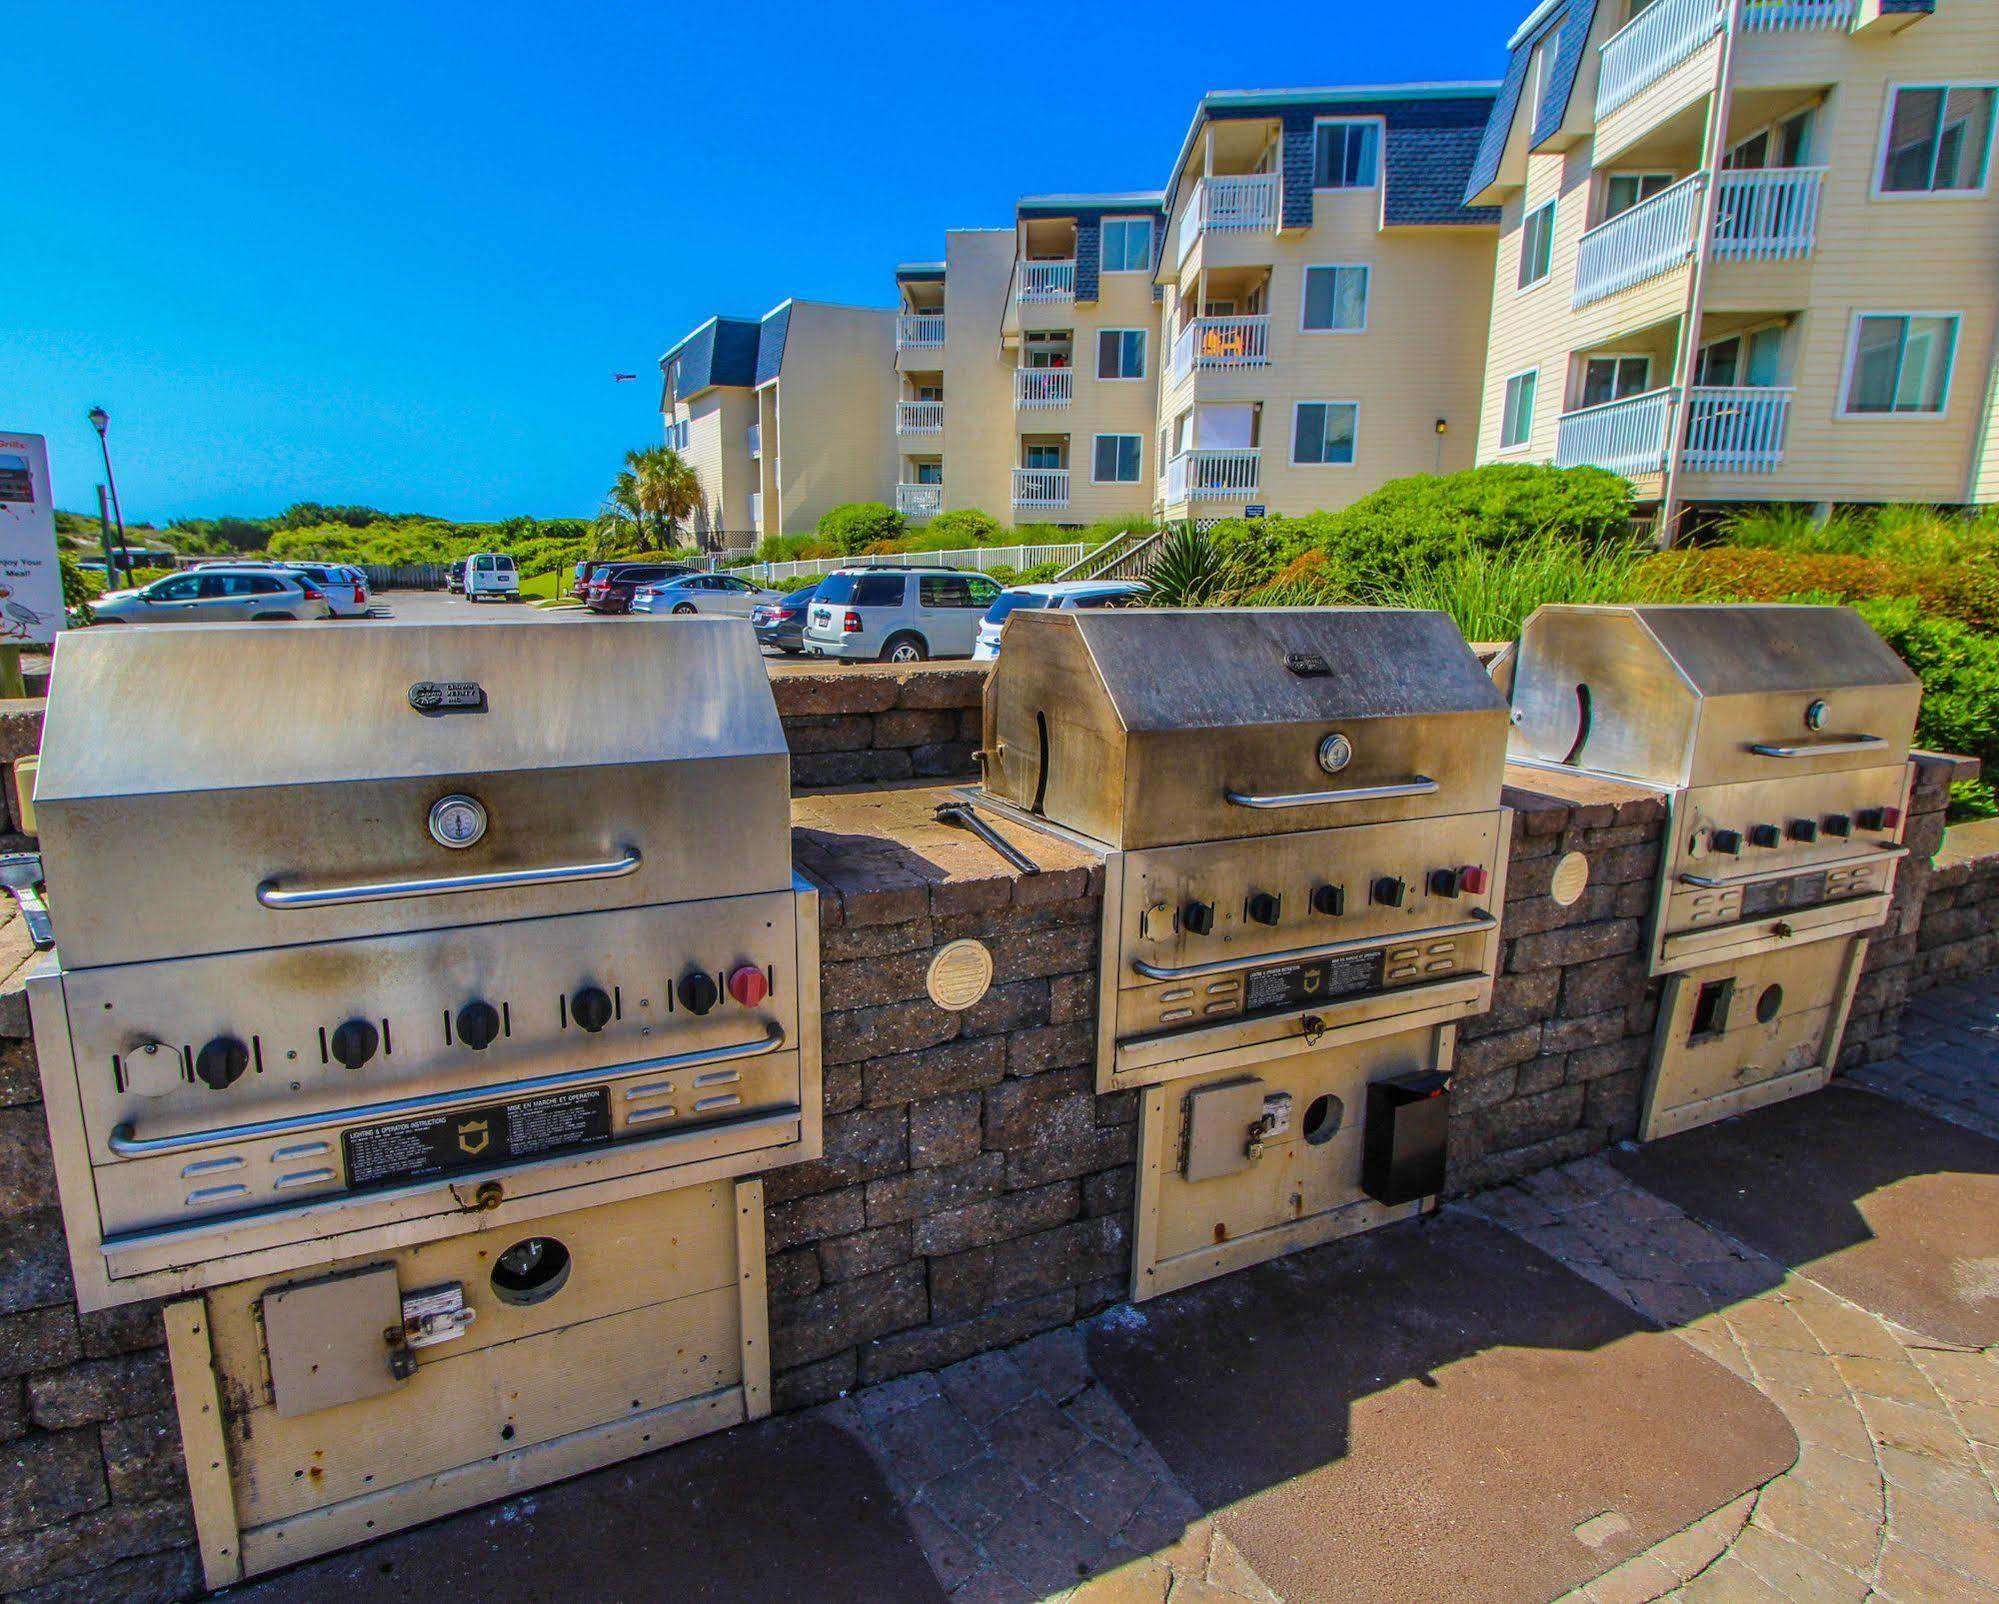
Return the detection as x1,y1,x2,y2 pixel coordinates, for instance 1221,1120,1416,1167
927,939,994,1011
1550,851,1591,908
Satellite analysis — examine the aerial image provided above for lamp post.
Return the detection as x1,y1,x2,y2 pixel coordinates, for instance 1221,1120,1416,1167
86,407,133,586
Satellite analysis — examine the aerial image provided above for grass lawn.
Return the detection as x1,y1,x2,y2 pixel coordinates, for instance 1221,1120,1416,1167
518,570,565,600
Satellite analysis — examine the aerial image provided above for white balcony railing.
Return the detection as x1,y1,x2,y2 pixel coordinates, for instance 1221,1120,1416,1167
896,314,945,349
1011,468,1070,507
1555,388,1678,477
1596,0,1725,118
1170,315,1272,380
896,483,943,520
1164,448,1261,503
1176,173,1281,263
1740,0,1858,32
896,400,944,434
1682,386,1793,473
1574,173,1705,306
1711,167,1826,260
746,423,761,458
1018,260,1076,301
1014,368,1074,408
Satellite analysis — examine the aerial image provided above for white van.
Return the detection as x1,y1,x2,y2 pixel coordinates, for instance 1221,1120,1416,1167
464,552,521,602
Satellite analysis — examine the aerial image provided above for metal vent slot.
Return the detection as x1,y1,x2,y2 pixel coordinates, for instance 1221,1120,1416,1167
1689,978,1734,1043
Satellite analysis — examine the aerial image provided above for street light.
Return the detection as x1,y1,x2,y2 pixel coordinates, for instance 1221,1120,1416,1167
87,407,133,584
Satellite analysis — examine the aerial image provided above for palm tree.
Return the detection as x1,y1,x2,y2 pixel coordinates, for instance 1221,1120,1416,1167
591,446,702,556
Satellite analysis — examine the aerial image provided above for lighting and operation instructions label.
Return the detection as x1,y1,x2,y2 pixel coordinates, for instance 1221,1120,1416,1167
341,1087,613,1188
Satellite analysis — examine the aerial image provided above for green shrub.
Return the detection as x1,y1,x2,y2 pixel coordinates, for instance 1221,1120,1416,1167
1143,528,1232,607
817,502,904,554
773,573,820,593
1852,598,1999,793
1014,561,1065,584
125,567,175,589
1077,515,1158,548
1951,778,1998,822
1720,505,1875,556
60,550,103,611
922,508,1003,544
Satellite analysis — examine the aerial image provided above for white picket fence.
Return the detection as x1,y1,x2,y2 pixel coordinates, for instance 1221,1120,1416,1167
732,543,1088,585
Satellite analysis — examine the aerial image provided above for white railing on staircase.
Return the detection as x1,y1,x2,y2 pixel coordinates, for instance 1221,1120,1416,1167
1011,468,1071,506
896,400,944,434
1711,167,1825,260
1681,387,1793,473
1014,368,1075,408
1555,388,1679,477
1574,173,1705,306
1596,0,1726,118
1176,173,1281,263
737,540,1087,585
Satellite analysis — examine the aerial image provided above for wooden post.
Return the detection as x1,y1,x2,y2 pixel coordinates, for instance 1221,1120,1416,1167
0,649,24,701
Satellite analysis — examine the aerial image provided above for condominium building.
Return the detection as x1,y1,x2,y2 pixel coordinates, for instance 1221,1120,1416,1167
661,300,898,544
1468,0,1999,516
1156,86,1503,520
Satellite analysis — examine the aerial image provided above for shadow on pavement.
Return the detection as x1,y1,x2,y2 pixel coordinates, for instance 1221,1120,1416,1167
1086,1212,1796,1604
1611,1084,1999,1348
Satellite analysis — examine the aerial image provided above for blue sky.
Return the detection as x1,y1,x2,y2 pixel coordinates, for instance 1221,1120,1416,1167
3,1,1509,524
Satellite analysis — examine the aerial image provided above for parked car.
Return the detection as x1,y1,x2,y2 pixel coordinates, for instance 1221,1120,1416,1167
464,551,521,602
283,563,371,618
750,582,820,654
802,566,1002,663
631,572,780,617
446,559,466,593
972,581,1145,661
571,560,600,602
584,561,696,614
90,567,331,624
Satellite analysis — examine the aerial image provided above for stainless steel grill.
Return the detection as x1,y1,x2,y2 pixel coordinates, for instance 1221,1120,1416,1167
1497,603,1921,1138
27,620,821,1309
976,608,1512,1297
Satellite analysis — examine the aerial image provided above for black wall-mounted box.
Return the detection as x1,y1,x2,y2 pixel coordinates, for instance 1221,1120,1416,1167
1361,1071,1451,1206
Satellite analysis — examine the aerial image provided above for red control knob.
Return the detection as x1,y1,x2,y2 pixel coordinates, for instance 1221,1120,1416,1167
728,965,769,1008
1459,864,1490,895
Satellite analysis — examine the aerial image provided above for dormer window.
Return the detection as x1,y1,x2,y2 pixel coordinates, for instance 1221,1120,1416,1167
1313,119,1382,190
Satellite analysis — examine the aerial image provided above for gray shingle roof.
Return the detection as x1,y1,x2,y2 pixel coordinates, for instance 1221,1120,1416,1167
1466,0,1603,201
660,315,761,395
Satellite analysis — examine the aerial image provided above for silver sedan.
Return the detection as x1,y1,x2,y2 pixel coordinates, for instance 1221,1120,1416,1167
631,573,783,617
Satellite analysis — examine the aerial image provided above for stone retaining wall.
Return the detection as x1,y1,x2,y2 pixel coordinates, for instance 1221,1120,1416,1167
772,667,984,789
1909,814,1999,996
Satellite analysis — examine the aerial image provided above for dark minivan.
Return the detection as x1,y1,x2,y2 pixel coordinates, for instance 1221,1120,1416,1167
585,561,696,614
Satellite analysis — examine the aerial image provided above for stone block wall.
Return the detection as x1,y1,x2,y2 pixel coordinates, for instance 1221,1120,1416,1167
1908,814,1999,996
1446,776,1669,1192
771,667,984,789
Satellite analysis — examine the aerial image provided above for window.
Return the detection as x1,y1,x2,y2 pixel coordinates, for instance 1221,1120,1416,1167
1292,402,1359,466
1696,326,1783,388
151,575,200,601
1301,265,1369,332
1879,85,1996,194
1313,120,1381,189
1603,172,1673,219
1528,28,1562,125
1580,356,1651,408
1841,314,1960,415
852,574,906,607
1101,218,1153,272
665,420,689,452
1092,434,1143,483
1097,329,1146,380
1501,370,1539,450
1518,201,1556,288
1024,443,1065,469
920,575,976,608
914,462,943,485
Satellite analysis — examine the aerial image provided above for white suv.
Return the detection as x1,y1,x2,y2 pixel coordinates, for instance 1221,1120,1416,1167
464,552,520,602
802,567,1002,663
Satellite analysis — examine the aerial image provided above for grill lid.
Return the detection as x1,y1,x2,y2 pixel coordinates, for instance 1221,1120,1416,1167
37,620,794,967
1503,604,1921,788
979,608,1508,849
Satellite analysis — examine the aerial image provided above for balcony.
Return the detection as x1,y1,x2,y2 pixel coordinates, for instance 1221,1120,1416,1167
896,400,944,434
1170,316,1272,381
1018,260,1076,302
1711,167,1825,261
1012,468,1070,508
1176,173,1280,264
1555,388,1678,477
749,490,764,526
1015,369,1074,409
1574,174,1704,307
896,314,945,350
897,483,943,520
1597,0,1856,119
1682,386,1792,473
1165,448,1261,503
746,423,761,458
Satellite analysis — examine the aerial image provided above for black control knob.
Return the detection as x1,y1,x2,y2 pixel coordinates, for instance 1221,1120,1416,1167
456,1001,501,1051
329,1018,379,1070
1429,868,1461,899
1181,900,1215,936
1246,892,1282,927
678,972,719,1017
570,986,613,1033
1788,818,1819,844
195,1036,249,1090
1711,829,1744,856
1749,824,1782,849
1856,807,1887,832
1372,876,1406,908
1823,813,1852,838
1311,883,1346,917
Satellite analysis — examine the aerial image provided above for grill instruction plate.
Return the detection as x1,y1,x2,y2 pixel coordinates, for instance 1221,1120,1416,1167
342,1087,612,1189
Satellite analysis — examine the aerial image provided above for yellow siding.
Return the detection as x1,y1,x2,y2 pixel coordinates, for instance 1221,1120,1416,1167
1594,37,1722,167
1040,245,1161,524
938,230,1017,519
769,303,898,534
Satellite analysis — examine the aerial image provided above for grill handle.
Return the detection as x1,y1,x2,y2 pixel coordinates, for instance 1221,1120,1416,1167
1224,777,1439,810
1677,843,1907,890
104,1022,785,1159
257,847,643,910
1747,736,1890,759
1131,913,1497,982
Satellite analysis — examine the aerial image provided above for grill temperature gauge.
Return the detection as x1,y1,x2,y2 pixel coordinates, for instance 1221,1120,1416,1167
428,794,489,849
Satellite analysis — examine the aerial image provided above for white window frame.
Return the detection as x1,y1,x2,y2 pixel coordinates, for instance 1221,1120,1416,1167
1517,199,1557,292
1299,264,1371,334
1872,82,1998,200
1311,117,1385,192
1600,170,1676,223
1499,368,1539,453
1090,433,1145,485
1836,311,1963,421
1289,401,1361,468
1096,328,1148,382
1576,352,1653,409
1100,217,1154,274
